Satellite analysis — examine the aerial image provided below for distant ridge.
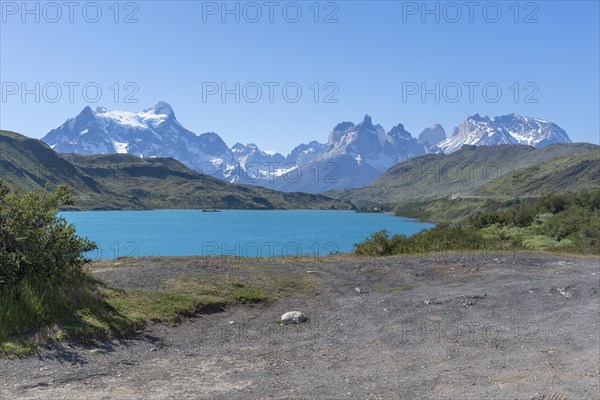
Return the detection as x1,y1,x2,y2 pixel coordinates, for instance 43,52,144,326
438,113,571,153
0,130,353,211
326,142,599,207
41,103,575,193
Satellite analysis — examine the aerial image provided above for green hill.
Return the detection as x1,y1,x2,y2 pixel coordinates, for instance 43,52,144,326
389,148,599,223
0,130,353,211
0,130,101,194
327,143,599,207
475,150,600,197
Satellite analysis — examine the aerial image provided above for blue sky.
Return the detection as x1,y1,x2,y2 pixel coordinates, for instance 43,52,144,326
1,0,599,154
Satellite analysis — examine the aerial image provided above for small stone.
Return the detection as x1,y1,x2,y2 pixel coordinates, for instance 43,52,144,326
557,287,574,298
281,311,307,324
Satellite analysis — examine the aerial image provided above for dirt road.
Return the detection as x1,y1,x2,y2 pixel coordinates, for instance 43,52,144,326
1,253,599,399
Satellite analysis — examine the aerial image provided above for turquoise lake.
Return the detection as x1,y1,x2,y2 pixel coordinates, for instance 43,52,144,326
60,210,434,259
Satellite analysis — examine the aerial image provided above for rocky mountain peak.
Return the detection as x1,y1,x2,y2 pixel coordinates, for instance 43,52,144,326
41,104,573,193
388,123,413,140
439,113,571,153
418,124,446,146
144,101,175,118
356,114,374,130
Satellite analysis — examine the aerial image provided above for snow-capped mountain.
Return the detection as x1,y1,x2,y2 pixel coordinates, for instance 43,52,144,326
231,143,286,167
42,104,573,193
43,102,237,178
229,143,288,183
42,105,435,192
287,141,328,166
321,115,431,173
260,115,432,193
438,114,571,154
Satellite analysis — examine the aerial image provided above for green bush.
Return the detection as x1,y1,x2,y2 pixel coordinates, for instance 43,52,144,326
356,189,600,256
537,192,569,214
0,181,130,352
0,181,96,286
354,229,396,256
355,224,490,256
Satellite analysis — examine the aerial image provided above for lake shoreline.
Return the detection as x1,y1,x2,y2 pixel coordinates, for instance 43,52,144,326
61,209,434,258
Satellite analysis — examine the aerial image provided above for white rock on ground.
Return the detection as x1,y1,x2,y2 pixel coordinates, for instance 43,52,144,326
281,311,307,324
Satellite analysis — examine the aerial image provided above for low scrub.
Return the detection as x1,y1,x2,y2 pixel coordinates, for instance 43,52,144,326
356,189,600,256
0,182,135,354
0,183,96,286
354,225,489,256
1,181,321,354
0,276,137,355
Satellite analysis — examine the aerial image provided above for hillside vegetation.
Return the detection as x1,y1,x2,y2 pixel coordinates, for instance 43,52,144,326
388,150,599,224
355,189,600,256
347,142,599,256
475,149,600,197
327,143,599,207
0,130,352,211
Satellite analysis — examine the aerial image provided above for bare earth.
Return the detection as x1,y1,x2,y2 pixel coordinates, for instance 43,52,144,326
1,253,599,399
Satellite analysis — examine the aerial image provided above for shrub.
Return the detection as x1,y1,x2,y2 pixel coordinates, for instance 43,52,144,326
0,181,96,287
0,181,122,351
537,192,569,214
354,229,396,256
355,225,490,256
357,189,600,256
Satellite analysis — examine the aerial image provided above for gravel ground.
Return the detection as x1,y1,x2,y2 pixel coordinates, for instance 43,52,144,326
1,252,599,399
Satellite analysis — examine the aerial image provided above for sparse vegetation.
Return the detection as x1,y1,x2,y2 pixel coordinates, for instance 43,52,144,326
392,197,532,224
0,182,322,355
355,189,600,256
0,181,135,354
102,271,319,325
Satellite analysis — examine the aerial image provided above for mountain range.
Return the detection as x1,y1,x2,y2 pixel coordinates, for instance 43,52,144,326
42,102,574,193
326,142,599,207
438,113,572,153
0,130,352,211
3,128,596,213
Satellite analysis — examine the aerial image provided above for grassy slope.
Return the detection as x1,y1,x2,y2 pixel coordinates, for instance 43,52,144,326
0,130,101,193
392,150,600,223
326,143,599,207
1,259,321,356
0,130,353,211
391,197,525,224
474,149,600,197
